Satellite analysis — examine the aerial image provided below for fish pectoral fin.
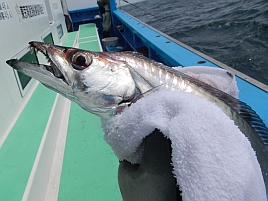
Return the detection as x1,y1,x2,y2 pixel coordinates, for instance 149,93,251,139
131,84,164,104
125,63,153,93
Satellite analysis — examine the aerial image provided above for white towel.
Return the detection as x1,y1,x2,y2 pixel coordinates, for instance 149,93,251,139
176,66,239,99
102,67,266,201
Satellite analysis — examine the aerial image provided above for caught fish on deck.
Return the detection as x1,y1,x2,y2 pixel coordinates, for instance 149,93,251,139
6,42,268,180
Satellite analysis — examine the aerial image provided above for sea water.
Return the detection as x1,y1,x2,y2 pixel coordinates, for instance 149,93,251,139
120,0,268,85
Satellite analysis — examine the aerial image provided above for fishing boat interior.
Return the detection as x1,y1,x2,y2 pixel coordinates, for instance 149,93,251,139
0,0,268,200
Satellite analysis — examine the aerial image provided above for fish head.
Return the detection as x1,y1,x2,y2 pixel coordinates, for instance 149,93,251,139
6,41,137,119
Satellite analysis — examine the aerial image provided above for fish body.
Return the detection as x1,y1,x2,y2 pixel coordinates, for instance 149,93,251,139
7,42,239,119
6,42,268,185
107,51,240,111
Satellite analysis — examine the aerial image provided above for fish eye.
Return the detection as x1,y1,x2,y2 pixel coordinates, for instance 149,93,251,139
71,52,92,70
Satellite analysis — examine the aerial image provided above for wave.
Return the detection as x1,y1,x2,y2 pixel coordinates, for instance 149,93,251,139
121,0,268,84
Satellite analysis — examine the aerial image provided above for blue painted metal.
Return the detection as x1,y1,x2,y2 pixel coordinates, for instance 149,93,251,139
111,10,218,66
237,77,268,126
111,9,268,128
69,7,102,32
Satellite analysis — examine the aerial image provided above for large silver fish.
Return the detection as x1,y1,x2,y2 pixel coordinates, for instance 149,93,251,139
6,42,268,185
6,42,240,119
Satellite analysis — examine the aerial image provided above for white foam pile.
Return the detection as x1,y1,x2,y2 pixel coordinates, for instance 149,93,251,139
102,66,266,200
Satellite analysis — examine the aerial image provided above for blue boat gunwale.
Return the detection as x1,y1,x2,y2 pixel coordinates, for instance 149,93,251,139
108,5,268,121
67,3,268,93
111,6,268,92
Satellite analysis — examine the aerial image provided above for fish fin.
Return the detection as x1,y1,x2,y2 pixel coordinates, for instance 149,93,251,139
125,63,154,93
239,100,268,141
131,84,164,104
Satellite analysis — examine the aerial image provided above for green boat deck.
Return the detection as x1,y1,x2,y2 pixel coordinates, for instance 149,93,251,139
0,24,121,200
78,24,102,51
58,104,120,200
0,85,56,201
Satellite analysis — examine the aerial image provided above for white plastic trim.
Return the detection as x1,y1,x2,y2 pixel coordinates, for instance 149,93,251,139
22,94,71,201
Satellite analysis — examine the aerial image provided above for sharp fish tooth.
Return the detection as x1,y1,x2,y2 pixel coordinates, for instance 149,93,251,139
28,46,35,54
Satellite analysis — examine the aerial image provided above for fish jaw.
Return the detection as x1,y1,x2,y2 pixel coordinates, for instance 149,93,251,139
6,59,71,95
29,41,75,85
6,42,137,119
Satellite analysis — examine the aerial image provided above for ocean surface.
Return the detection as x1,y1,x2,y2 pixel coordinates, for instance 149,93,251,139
120,0,268,85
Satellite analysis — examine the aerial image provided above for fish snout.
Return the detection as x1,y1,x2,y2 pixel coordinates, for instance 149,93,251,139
6,59,20,70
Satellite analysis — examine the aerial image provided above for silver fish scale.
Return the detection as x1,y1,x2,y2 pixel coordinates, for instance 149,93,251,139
123,52,239,110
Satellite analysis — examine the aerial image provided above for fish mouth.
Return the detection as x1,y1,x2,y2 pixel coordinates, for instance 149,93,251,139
29,41,68,84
